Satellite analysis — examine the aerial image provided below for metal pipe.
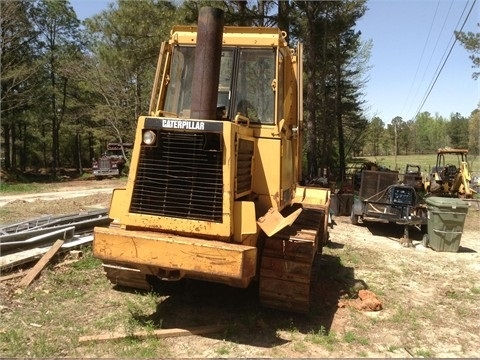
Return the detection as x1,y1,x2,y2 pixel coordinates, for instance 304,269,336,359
190,7,224,120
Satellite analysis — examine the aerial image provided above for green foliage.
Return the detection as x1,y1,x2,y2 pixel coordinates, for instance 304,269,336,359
365,117,385,156
469,110,480,154
448,113,469,149
360,110,480,158
80,1,178,158
455,23,480,80
358,153,478,174
298,1,369,177
2,0,477,180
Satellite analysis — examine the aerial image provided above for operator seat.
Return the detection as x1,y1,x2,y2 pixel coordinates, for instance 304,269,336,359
442,164,457,181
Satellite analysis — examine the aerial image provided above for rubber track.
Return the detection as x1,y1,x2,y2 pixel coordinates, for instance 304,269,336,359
259,205,326,313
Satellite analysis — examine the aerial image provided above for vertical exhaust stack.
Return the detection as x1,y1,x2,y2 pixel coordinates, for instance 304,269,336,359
190,7,225,120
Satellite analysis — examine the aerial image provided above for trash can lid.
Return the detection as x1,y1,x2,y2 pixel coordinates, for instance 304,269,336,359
426,196,469,209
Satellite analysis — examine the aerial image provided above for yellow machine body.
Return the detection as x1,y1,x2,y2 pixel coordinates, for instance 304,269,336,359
93,19,330,312
425,148,474,198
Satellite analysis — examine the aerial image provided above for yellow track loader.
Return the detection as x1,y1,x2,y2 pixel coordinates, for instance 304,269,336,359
93,7,330,313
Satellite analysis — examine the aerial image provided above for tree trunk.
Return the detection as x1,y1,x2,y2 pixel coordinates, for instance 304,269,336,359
335,38,345,180
135,72,141,119
277,1,290,34
304,3,319,179
237,1,248,26
20,121,27,171
3,123,11,169
89,132,94,164
320,17,329,172
258,0,264,26
11,122,17,169
76,132,83,175
50,56,58,176
42,123,47,169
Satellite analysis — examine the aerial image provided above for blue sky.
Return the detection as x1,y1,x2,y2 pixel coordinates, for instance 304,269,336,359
71,0,110,19
71,0,480,123
356,0,479,123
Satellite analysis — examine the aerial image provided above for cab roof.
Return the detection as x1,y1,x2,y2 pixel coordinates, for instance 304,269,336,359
170,25,289,48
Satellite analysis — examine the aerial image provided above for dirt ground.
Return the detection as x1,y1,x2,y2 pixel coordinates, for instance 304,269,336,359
1,179,479,358
0,178,121,224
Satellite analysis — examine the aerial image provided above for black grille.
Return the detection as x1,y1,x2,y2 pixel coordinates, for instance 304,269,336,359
235,138,254,197
130,131,223,222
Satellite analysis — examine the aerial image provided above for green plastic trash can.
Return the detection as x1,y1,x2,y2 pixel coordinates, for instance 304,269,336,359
424,197,469,252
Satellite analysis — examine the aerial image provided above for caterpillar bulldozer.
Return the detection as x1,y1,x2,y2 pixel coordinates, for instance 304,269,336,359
93,7,330,314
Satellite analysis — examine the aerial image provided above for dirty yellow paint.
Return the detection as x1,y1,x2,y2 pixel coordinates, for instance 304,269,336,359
93,226,257,281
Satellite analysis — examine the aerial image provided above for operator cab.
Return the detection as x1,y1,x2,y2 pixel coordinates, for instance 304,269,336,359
435,149,468,182
163,46,277,124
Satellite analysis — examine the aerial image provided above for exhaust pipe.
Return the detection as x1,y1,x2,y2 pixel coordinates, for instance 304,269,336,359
190,7,225,120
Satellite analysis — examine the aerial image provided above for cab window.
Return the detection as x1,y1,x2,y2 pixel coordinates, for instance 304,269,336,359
234,48,276,124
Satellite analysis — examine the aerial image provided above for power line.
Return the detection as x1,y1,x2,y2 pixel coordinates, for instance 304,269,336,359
407,1,454,118
411,0,477,120
400,1,441,116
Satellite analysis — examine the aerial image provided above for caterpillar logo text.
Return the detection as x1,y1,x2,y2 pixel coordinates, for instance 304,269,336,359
162,119,205,130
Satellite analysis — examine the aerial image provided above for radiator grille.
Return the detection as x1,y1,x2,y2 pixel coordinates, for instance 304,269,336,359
130,131,223,222
99,158,111,169
235,138,254,197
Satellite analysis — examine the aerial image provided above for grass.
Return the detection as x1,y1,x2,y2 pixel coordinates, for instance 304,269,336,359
471,287,480,295
71,247,103,270
1,189,479,357
2,238,478,358
0,248,164,358
0,182,45,193
416,349,433,358
118,336,163,358
306,326,338,351
344,331,369,345
215,343,231,355
327,209,479,356
292,340,308,352
357,350,368,357
387,344,400,352
0,168,100,194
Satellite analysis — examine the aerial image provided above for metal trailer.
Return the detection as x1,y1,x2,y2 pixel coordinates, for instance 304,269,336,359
351,170,428,243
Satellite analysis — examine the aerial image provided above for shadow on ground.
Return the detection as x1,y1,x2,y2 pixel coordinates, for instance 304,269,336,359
123,252,356,349
362,220,426,241
359,220,477,253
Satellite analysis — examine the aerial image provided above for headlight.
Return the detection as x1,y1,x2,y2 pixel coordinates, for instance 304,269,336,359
143,130,156,145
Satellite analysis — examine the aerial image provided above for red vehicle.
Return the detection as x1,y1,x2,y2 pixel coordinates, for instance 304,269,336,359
92,143,132,178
